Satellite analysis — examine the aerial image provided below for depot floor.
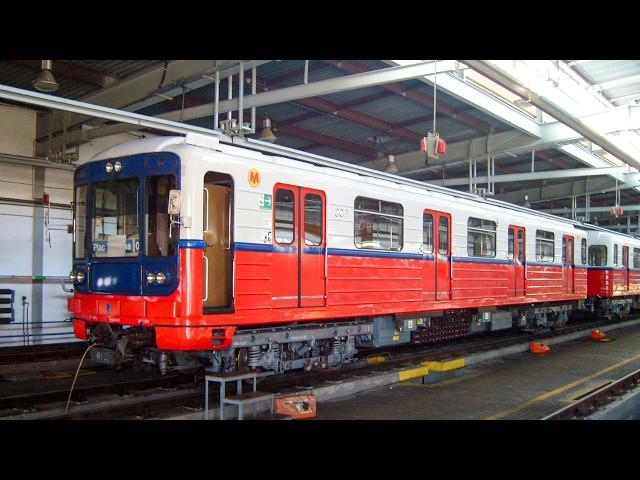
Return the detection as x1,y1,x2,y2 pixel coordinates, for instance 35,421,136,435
313,323,640,420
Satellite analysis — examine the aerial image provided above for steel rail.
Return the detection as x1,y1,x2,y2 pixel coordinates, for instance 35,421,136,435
542,366,640,420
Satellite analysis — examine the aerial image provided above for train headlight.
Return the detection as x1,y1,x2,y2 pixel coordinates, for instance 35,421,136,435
105,162,114,174
75,271,85,283
113,161,122,173
69,271,77,283
146,272,157,284
155,272,167,285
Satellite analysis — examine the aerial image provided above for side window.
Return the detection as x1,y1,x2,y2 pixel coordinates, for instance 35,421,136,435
467,217,496,258
589,245,607,266
517,230,524,263
146,175,178,257
634,248,640,269
423,213,433,253
438,217,449,255
354,197,403,251
304,193,323,246
508,227,514,258
535,230,554,262
614,244,619,265
581,239,587,265
274,188,295,244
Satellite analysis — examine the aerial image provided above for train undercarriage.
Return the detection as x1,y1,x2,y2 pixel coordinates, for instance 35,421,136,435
83,296,634,376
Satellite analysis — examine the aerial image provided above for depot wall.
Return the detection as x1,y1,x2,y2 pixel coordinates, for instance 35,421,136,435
0,111,159,347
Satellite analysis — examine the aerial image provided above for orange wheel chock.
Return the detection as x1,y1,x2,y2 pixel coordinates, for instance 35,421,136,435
530,341,550,354
591,329,608,342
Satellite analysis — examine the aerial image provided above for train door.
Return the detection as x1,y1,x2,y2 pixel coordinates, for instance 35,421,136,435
299,188,326,307
272,184,326,308
623,245,630,290
509,225,526,296
562,235,574,294
203,173,233,310
436,212,452,301
421,210,436,301
272,185,299,308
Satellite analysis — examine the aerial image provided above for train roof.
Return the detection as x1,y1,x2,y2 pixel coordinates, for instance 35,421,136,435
91,133,636,240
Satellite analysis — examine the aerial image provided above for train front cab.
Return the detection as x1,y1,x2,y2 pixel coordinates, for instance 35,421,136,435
67,150,233,371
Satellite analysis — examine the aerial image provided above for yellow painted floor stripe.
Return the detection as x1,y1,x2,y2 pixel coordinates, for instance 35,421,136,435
398,370,484,388
485,353,640,420
421,358,465,372
398,366,429,382
367,356,386,365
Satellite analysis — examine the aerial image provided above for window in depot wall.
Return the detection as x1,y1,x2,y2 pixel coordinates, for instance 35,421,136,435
146,175,178,257
535,230,554,262
467,217,496,258
74,184,88,259
589,245,607,267
354,196,403,251
92,178,140,258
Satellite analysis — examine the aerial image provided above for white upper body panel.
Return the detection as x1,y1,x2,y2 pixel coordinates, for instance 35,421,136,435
91,136,596,265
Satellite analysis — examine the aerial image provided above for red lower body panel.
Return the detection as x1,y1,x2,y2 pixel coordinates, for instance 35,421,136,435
69,249,588,351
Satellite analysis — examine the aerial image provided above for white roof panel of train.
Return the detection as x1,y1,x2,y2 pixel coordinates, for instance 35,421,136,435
89,134,622,239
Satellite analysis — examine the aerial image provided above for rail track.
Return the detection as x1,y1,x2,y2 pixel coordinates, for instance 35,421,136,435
543,367,640,420
1,315,636,420
0,342,87,366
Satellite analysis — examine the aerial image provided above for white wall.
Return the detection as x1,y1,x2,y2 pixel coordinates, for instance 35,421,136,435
0,117,159,346
0,104,75,346
0,104,36,157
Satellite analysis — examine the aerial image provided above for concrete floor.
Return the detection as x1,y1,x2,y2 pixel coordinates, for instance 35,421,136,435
314,323,640,420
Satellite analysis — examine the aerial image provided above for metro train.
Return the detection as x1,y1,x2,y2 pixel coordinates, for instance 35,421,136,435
66,134,640,374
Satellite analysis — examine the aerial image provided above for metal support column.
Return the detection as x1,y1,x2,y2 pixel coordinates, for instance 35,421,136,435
31,167,45,344
238,62,244,138
531,150,535,173
214,70,220,130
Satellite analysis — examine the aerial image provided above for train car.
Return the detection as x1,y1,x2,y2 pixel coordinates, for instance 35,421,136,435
67,134,590,374
584,227,640,318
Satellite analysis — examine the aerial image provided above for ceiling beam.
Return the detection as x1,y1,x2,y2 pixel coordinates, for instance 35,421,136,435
8,60,119,88
324,60,494,134
274,122,378,159
35,60,239,141
433,166,631,187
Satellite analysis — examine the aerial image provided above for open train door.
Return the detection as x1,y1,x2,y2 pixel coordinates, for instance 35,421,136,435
562,235,575,294
509,225,526,296
623,245,630,291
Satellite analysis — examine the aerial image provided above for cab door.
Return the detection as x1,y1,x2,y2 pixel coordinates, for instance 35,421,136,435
562,235,575,294
510,225,526,296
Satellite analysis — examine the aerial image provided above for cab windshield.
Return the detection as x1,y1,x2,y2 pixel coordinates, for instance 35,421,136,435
92,178,140,258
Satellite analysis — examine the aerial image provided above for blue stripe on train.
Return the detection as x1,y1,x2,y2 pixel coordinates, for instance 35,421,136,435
194,241,592,269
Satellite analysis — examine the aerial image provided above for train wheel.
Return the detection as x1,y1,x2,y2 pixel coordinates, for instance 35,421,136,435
236,348,251,372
